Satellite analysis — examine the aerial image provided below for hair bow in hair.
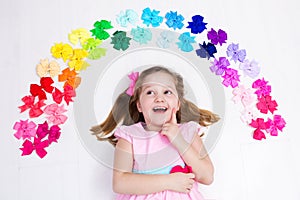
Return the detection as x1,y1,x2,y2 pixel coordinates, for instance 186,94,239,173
30,77,54,101
126,72,139,96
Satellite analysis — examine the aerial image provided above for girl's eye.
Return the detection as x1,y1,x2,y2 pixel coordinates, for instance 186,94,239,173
164,90,172,95
146,90,154,95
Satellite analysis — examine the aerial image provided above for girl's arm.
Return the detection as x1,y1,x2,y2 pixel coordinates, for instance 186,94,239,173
161,110,214,185
113,138,195,195
171,132,214,185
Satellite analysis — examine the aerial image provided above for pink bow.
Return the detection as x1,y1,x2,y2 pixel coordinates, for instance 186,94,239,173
232,85,255,107
126,72,139,96
44,103,68,125
13,119,37,140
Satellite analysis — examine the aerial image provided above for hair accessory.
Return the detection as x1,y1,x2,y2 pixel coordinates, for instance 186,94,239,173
126,71,139,96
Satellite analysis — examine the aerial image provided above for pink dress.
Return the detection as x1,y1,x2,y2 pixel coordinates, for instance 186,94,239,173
114,121,206,200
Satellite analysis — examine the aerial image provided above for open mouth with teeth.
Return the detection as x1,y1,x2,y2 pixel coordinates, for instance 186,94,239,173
152,106,168,113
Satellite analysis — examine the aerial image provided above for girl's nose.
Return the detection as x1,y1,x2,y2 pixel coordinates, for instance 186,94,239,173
154,94,165,102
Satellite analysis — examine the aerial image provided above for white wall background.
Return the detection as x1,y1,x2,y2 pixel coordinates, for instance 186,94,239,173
1,0,299,199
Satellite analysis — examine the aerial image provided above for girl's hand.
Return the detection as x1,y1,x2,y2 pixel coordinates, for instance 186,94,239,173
161,108,180,142
167,172,195,193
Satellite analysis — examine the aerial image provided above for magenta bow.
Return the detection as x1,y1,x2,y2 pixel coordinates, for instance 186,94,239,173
36,121,61,144
126,72,139,96
266,115,286,136
18,95,46,118
252,78,271,98
20,137,49,158
249,118,270,140
222,68,240,88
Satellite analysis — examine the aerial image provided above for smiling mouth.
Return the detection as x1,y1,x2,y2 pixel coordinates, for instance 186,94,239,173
152,106,167,112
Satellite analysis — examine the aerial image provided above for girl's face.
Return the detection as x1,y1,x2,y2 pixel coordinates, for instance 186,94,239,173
136,71,180,131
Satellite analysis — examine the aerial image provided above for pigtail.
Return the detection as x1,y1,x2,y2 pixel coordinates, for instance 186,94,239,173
90,90,134,146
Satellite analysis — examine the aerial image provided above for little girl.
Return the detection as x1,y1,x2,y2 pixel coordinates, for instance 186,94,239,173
91,66,219,199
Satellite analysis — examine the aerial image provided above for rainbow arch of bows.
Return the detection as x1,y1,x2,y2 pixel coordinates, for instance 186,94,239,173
13,7,286,158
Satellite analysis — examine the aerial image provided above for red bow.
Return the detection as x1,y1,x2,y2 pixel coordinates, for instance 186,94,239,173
52,84,76,105
30,77,54,100
18,95,46,118
170,165,193,173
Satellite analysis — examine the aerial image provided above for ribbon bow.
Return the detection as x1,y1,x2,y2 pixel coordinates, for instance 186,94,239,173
30,77,54,100
44,103,68,125
20,137,49,158
36,58,60,78
18,95,46,118
222,68,240,88
249,118,270,140
170,165,193,174
232,85,255,107
58,68,81,89
266,115,286,136
207,28,227,46
52,84,76,105
256,95,278,114
252,78,271,98
36,121,61,144
126,72,139,96
13,119,37,140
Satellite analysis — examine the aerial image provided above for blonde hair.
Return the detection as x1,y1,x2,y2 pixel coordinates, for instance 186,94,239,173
90,66,220,146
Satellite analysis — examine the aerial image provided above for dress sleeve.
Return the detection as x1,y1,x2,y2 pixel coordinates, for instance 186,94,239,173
181,121,207,143
114,126,133,144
